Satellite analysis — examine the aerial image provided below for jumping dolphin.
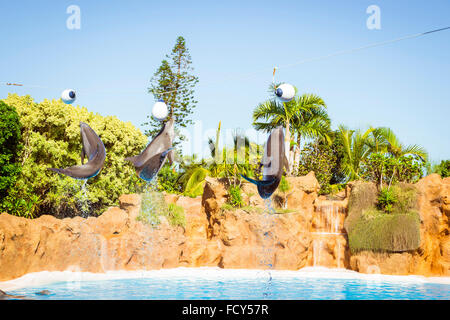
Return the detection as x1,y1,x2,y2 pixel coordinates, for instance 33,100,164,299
125,117,175,181
240,126,289,199
48,122,106,179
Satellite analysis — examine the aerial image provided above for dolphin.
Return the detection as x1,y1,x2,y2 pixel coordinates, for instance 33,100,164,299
240,126,289,199
48,122,106,179
125,117,175,181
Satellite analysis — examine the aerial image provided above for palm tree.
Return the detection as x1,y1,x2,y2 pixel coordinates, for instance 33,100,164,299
338,125,428,182
338,125,375,180
253,93,330,174
375,127,428,162
208,125,261,186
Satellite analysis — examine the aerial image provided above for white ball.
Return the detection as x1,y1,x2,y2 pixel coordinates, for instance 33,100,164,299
152,100,168,121
61,89,76,104
275,83,296,102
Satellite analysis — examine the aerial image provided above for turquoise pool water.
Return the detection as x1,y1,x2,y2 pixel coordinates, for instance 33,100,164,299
3,268,450,300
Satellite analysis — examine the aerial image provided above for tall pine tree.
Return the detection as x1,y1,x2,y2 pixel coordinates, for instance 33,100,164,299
144,36,199,141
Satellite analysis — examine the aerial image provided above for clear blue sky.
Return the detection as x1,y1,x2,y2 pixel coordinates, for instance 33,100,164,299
1,0,449,162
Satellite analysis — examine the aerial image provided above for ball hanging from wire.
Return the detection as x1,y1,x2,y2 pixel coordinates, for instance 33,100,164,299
61,89,76,104
152,99,169,121
274,83,295,102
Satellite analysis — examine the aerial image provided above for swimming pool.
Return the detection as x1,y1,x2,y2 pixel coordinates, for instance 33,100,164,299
2,267,450,300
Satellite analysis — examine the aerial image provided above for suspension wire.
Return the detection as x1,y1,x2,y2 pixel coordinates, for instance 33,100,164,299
1,26,449,96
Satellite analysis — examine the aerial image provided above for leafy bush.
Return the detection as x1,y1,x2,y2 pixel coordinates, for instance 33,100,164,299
228,185,243,208
377,187,397,213
362,153,424,186
345,183,420,253
0,101,22,212
2,94,148,217
157,164,182,194
436,160,450,178
296,141,337,194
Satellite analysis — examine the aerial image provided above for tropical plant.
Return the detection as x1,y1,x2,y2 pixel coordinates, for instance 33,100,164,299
377,187,397,213
253,92,330,174
296,140,337,194
2,94,148,218
338,125,427,183
156,164,183,194
228,185,244,208
0,101,22,212
278,175,291,209
435,160,450,178
337,125,374,181
182,167,209,198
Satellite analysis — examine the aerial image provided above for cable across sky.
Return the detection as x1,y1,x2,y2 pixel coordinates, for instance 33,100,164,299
1,26,449,96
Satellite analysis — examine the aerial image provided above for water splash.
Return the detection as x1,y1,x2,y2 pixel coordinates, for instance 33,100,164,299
76,180,90,218
260,197,276,298
138,179,163,227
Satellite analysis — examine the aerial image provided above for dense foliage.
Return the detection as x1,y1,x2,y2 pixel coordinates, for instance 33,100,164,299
296,141,337,194
0,101,22,212
435,160,450,178
228,185,244,208
2,94,148,218
362,153,424,188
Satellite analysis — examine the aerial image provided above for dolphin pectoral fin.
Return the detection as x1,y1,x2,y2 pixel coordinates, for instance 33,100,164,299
240,174,276,186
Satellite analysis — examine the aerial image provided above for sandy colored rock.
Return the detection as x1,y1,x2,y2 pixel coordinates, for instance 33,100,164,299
2,172,450,282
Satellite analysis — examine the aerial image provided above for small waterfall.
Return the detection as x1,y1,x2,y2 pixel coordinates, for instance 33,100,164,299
311,202,346,268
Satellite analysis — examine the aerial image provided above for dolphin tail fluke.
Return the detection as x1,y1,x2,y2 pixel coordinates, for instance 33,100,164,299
240,174,275,186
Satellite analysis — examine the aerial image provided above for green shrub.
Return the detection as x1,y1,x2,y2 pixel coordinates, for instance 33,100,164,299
296,142,336,195
157,164,182,194
2,94,148,218
0,101,22,213
377,187,397,213
436,160,450,178
228,185,243,207
362,153,424,185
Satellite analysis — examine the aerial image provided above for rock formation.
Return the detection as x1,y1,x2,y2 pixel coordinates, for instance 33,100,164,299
0,172,449,282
